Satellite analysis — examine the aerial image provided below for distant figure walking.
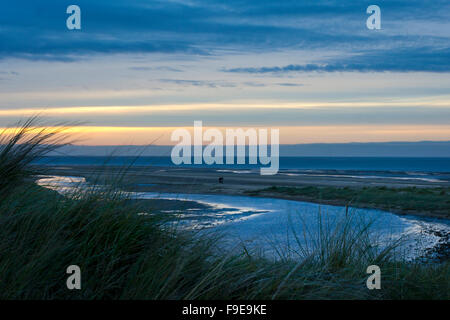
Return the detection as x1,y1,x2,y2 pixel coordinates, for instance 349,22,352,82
218,177,224,184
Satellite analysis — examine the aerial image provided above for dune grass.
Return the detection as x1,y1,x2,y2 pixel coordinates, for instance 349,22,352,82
0,117,72,193
0,120,449,299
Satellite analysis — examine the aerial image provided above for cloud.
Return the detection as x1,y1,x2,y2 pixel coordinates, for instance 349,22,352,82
223,47,450,73
276,83,304,87
0,71,19,76
158,79,236,88
0,0,449,75
129,66,183,72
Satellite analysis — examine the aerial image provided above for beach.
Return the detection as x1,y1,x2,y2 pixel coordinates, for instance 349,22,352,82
38,165,450,219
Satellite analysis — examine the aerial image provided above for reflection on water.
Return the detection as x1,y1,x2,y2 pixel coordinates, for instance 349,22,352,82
37,175,450,261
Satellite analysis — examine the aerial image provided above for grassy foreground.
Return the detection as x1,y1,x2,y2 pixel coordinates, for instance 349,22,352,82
247,185,450,219
0,121,449,299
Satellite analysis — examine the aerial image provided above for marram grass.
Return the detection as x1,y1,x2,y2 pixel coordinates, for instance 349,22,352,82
0,120,448,299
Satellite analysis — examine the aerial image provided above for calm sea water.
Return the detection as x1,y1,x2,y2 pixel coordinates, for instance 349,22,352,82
36,156,450,172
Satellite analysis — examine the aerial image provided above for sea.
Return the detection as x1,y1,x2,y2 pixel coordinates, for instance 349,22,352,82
36,156,450,171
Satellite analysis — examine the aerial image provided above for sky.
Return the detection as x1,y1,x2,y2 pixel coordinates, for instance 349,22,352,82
0,0,449,145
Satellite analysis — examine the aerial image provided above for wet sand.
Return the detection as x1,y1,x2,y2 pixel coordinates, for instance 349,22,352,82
35,165,450,217
38,165,450,190
37,166,450,188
